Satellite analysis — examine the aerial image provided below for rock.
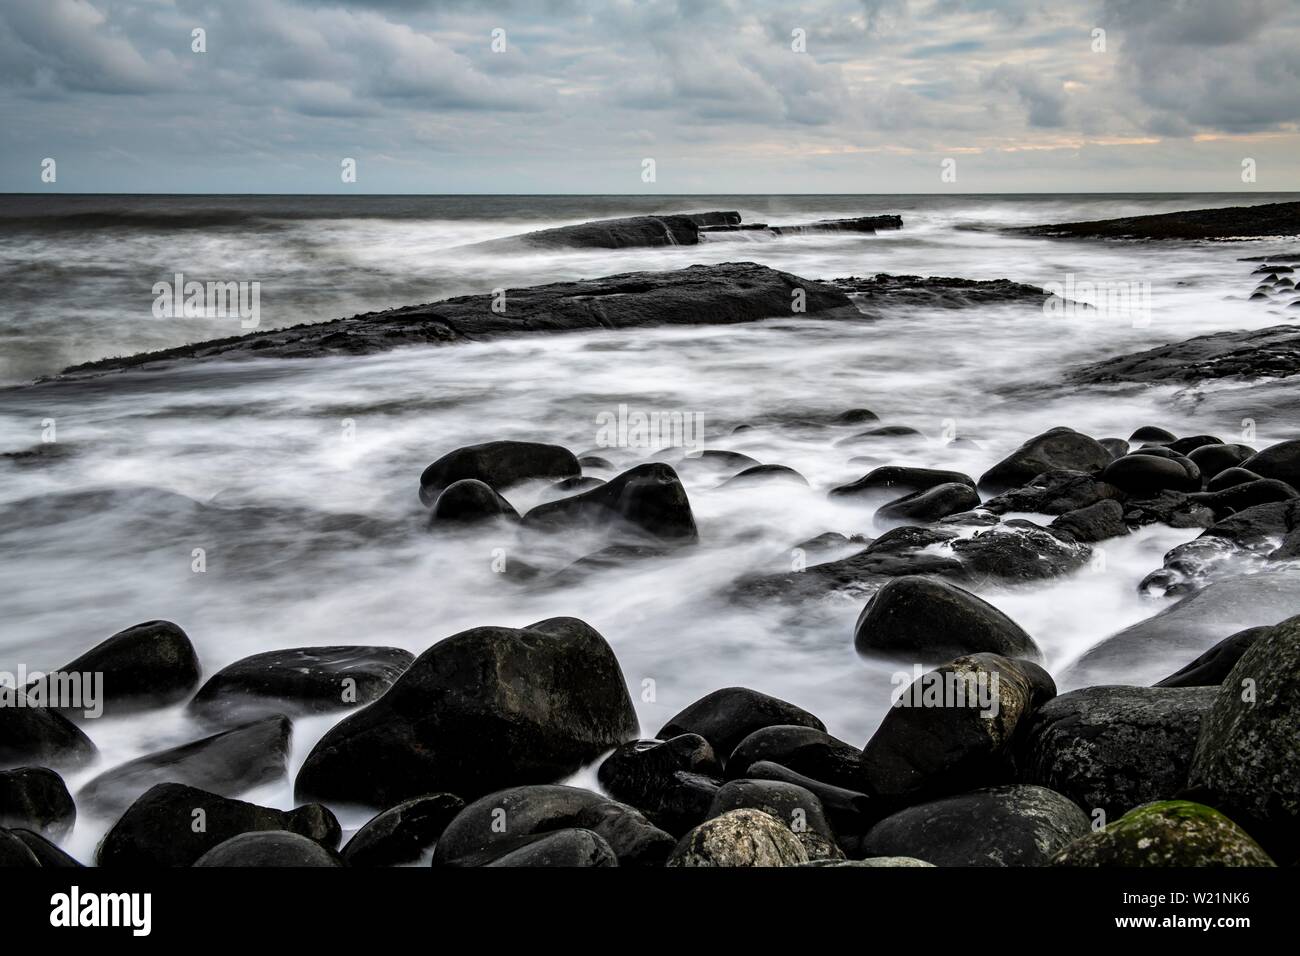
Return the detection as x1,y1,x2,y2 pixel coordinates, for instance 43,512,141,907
0,689,97,771
836,425,925,445
193,831,345,867
1201,497,1300,547
1167,435,1224,457
596,735,722,834
340,793,465,866
1017,686,1216,819
741,760,874,840
874,482,981,528
1270,528,1300,560
1123,490,1217,530
1153,627,1268,688
1129,425,1177,443
97,782,340,867
65,263,858,377
1208,466,1264,491
1188,443,1256,479
5,828,82,867
541,476,605,501
571,800,676,866
656,688,825,766
0,829,39,867
725,725,866,791
24,621,200,719
1101,453,1200,495
719,464,808,488
803,855,933,867
862,654,1050,803
853,576,1040,662
1016,200,1300,240
862,785,1089,866
1065,569,1300,687
1069,324,1300,385
0,767,74,840
978,428,1113,494
1051,801,1274,866
482,828,618,867
832,273,1044,309
950,521,1092,582
296,618,638,807
707,779,842,860
982,470,1121,516
189,646,414,724
521,463,698,545
666,808,809,867
1049,499,1128,542
829,466,975,500
419,441,579,504
427,479,519,526
677,450,761,474
1197,478,1299,518
1187,616,1300,860
1099,437,1129,459
511,213,716,249
78,715,292,817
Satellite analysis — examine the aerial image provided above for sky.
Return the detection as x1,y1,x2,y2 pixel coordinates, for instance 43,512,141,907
1,0,1299,193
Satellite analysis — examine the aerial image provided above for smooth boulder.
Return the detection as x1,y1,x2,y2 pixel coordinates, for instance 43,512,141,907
0,767,75,840
521,463,698,545
418,441,579,505
193,830,344,867
427,479,520,526
978,427,1112,494
874,483,981,528
341,793,467,866
656,687,825,766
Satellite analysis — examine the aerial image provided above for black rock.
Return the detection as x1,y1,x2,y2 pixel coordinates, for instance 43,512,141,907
862,785,1089,866
427,479,519,526
726,725,866,791
862,654,1050,803
656,688,825,767
25,620,200,719
982,470,1121,516
0,689,97,771
1153,627,1268,688
950,521,1092,582
1242,439,1300,490
571,799,676,866
1208,466,1265,491
0,829,40,867
511,213,714,249
1197,478,1299,518
741,760,874,841
1167,435,1224,456
720,464,808,488
1015,201,1300,240
829,466,975,500
1129,425,1177,443
484,828,618,867
1018,685,1216,819
521,462,698,545
340,793,465,866
5,828,83,867
836,425,925,445
707,779,842,860
978,428,1112,494
666,808,809,867
97,783,340,867
596,735,722,834
854,576,1039,662
874,482,981,528
189,646,414,724
296,618,638,807
0,767,74,840
418,440,579,505
78,715,292,817
193,830,344,867
577,455,614,470
1049,499,1128,542
1099,437,1129,459
1188,443,1257,480
1101,453,1201,495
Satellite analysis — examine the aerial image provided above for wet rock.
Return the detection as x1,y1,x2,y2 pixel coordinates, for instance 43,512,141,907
1098,437,1129,459
521,462,698,545
1201,497,1300,547
1101,453,1200,495
741,760,874,840
829,466,975,500
862,785,1089,866
0,689,97,771
25,620,200,719
193,830,344,867
1197,478,1298,518
419,440,579,505
571,800,676,866
656,688,825,766
853,576,1039,662
597,735,722,834
950,521,1092,582
666,808,808,867
578,455,613,470
1167,435,1224,457
79,715,293,817
1208,466,1265,491
1130,425,1177,443
791,532,867,556
1017,200,1300,241
978,428,1112,494
720,464,808,487
512,213,716,249
1051,801,1274,866
0,829,39,867
874,482,981,528
483,829,618,867
707,779,843,860
862,654,1049,803
296,618,638,807
427,479,519,526
1017,685,1216,819
1068,324,1300,385
678,450,761,475
189,646,413,724
1241,439,1300,488
1122,490,1216,529
725,725,866,791
539,475,605,501
97,782,341,867
833,273,1043,309
982,470,1121,516
1188,443,1256,479
340,793,465,866
1153,627,1267,688
0,767,74,840
5,828,82,867
1049,499,1128,542
1187,616,1300,860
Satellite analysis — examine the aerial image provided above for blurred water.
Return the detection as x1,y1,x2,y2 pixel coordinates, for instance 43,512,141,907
1,193,1297,861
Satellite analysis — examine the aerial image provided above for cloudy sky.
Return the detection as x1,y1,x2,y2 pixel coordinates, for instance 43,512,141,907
2,0,1299,193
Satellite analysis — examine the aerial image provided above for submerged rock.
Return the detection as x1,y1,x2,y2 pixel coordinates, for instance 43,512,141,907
1051,801,1274,866
427,479,520,526
874,482,981,528
830,465,975,500
521,462,698,545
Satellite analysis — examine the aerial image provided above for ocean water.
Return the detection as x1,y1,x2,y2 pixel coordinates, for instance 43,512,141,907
1,192,1297,860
